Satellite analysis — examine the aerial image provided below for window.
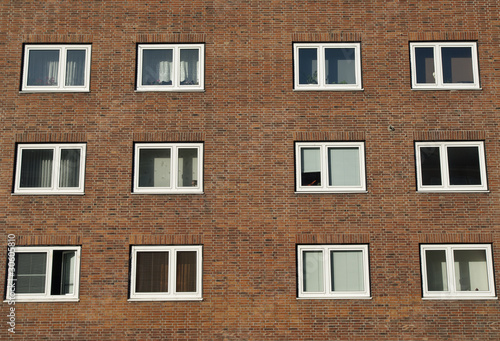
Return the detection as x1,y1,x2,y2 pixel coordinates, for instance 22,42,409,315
22,44,91,92
421,244,496,299
295,142,366,193
415,141,487,192
297,245,370,299
410,42,480,89
14,143,86,194
293,43,362,90
6,246,81,302
129,245,202,301
133,143,203,194
136,44,204,91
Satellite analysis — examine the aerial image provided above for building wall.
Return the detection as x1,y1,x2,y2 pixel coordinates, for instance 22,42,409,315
1,0,499,340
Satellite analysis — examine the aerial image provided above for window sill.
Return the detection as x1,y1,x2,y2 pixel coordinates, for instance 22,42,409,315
128,297,203,302
12,192,85,195
297,296,372,300
293,88,364,92
295,190,368,194
411,87,482,91
4,298,80,303
417,189,489,193
20,90,90,93
131,191,204,195
135,89,205,93
422,296,497,300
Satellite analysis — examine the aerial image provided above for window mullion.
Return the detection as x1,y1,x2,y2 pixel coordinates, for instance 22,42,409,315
440,145,449,189
171,250,177,296
53,147,61,191
318,47,325,87
46,249,53,297
174,47,179,88
59,47,67,89
446,248,456,295
172,147,178,190
325,247,331,295
321,145,328,189
435,46,443,87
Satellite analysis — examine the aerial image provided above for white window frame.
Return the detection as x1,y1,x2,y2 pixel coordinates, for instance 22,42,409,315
22,44,91,92
415,141,487,192
295,141,366,193
136,44,205,92
6,246,81,302
129,245,202,301
420,244,496,300
297,244,370,299
410,42,480,90
293,43,362,91
133,143,203,194
14,143,86,195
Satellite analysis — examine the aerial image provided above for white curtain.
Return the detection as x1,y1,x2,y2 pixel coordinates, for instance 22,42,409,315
16,253,47,294
425,250,448,291
178,149,198,187
180,49,199,85
142,49,173,85
27,50,59,86
61,251,75,294
65,50,86,86
139,149,171,187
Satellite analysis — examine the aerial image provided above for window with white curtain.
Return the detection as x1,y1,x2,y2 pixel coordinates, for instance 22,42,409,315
136,44,204,91
420,244,496,299
129,245,202,301
297,245,370,299
295,141,366,193
22,44,91,92
294,43,362,90
7,246,81,302
14,143,86,194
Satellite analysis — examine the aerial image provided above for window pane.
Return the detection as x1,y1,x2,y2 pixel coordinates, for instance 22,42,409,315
331,250,364,291
59,149,81,188
142,49,173,85
20,149,54,188
454,250,489,292
138,149,171,187
442,47,473,83
414,47,435,84
447,146,481,185
136,252,169,293
298,48,318,84
328,147,361,186
303,251,324,292
176,251,197,292
325,48,356,84
15,253,47,294
420,147,442,186
301,148,321,186
177,148,199,187
180,49,199,85
65,50,86,86
425,250,448,291
27,50,60,86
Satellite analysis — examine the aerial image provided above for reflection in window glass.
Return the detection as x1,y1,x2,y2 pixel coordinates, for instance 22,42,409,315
59,149,81,188
27,50,60,86
331,250,364,291
415,47,435,84
298,48,318,84
447,147,481,185
303,251,324,292
442,47,473,84
325,48,355,85
328,147,360,187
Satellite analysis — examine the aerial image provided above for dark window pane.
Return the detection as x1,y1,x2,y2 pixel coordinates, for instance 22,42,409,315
324,48,355,84
65,50,86,86
59,149,81,188
442,47,473,83
176,251,197,292
415,47,435,84
136,252,169,292
420,147,442,185
15,253,47,294
298,48,318,84
27,50,60,86
447,147,481,185
20,149,54,188
425,250,448,291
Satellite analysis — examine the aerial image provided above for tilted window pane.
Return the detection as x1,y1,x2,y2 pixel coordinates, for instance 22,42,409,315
136,252,169,293
325,48,356,85
298,48,318,84
331,250,364,291
442,47,473,84
176,251,197,292
415,47,435,84
65,50,86,86
142,49,173,85
420,147,442,186
180,49,199,85
447,146,481,185
301,148,321,186
454,250,489,292
59,149,81,188
138,149,171,187
20,149,54,188
328,147,361,186
27,50,60,86
425,250,448,291
61,251,76,294
177,148,199,187
15,253,47,294
303,251,324,292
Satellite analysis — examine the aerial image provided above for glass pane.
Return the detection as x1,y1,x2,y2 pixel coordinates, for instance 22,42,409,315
425,250,448,291
61,251,76,294
177,148,198,187
442,47,473,83
303,251,323,292
328,147,361,186
447,147,481,185
420,147,441,186
65,50,86,86
331,250,364,291
27,50,60,86
180,49,199,85
142,49,173,85
325,48,355,84
59,149,81,188
15,253,47,294
138,149,171,187
414,47,435,84
20,149,54,188
301,148,321,186
136,252,169,292
298,48,318,84
454,250,489,291
176,251,197,292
